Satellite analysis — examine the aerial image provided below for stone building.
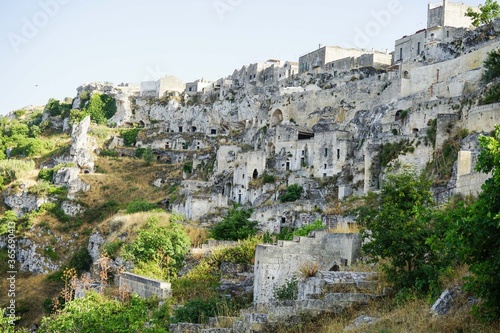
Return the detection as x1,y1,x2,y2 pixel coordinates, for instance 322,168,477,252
140,75,185,98
325,51,392,76
393,0,476,64
185,78,212,95
299,46,370,74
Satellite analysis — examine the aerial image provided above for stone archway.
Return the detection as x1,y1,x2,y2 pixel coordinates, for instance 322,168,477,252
271,109,284,127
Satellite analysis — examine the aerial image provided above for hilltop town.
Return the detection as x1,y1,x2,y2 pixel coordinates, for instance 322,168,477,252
2,0,500,332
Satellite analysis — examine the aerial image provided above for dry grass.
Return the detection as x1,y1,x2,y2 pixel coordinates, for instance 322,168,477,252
78,156,179,208
328,223,359,234
184,225,209,248
103,211,171,243
299,262,320,278
0,273,62,328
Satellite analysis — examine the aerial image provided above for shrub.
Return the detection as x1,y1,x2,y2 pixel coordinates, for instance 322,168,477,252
273,277,299,301
183,161,193,174
68,248,93,274
121,128,140,146
170,297,222,324
38,168,55,182
279,184,303,203
125,199,158,214
262,171,276,184
211,205,259,241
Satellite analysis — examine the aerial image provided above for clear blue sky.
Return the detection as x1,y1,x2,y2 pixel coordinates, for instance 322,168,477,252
0,0,483,114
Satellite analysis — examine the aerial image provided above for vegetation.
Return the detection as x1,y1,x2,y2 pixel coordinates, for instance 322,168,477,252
356,168,447,294
466,0,500,27
482,48,500,83
121,128,141,146
38,292,169,333
125,198,159,214
378,139,414,167
83,93,117,124
123,215,190,281
211,205,259,241
279,184,303,202
273,277,299,301
452,125,500,319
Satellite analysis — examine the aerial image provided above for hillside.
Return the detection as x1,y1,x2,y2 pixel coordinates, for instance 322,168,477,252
1,6,500,333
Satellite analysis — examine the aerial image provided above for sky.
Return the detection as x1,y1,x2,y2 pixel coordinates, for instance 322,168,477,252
0,0,485,115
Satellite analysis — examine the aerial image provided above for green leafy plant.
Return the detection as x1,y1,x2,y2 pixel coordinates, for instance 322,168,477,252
211,204,259,241
273,277,299,301
279,184,303,202
482,48,500,83
125,199,158,214
121,128,140,146
466,0,500,27
123,216,190,280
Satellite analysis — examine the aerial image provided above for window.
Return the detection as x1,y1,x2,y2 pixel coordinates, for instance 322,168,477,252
399,48,403,61
324,148,328,157
417,42,420,55
179,126,183,133
337,149,340,159
211,129,217,135
324,164,327,169
188,87,192,92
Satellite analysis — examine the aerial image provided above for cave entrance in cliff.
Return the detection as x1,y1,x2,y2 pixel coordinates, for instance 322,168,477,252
223,182,232,196
267,143,275,157
252,169,259,179
271,109,284,127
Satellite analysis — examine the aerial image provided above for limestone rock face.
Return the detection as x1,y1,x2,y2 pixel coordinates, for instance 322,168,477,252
88,232,105,263
3,187,49,217
61,201,84,217
17,239,59,274
70,116,94,173
53,167,90,198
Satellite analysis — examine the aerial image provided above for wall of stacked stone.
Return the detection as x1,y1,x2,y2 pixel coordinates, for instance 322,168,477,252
253,231,361,303
119,272,171,299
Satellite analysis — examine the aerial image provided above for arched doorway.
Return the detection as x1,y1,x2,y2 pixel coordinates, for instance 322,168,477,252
271,109,284,127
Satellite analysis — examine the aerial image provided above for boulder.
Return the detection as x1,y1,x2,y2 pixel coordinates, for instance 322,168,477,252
344,315,378,331
430,287,461,316
17,239,59,274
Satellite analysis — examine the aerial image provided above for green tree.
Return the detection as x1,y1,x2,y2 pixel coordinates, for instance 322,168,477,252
482,48,500,83
123,216,190,280
453,126,500,319
211,204,259,241
45,98,61,116
0,210,17,236
84,93,117,125
143,146,154,165
466,0,500,27
279,184,303,203
357,168,439,292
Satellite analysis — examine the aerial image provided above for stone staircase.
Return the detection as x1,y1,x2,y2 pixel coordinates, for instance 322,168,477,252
169,271,381,333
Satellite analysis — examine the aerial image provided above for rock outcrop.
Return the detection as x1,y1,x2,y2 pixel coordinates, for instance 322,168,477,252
3,185,49,217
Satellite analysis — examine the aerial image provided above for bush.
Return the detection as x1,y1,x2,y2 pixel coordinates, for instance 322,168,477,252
262,171,276,184
211,205,259,241
279,184,303,203
68,248,93,274
121,128,140,146
125,199,158,214
38,168,55,182
170,297,222,324
84,93,117,124
273,277,299,301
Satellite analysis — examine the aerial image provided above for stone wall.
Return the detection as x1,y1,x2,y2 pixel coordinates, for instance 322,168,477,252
119,272,171,299
467,103,500,133
253,231,361,303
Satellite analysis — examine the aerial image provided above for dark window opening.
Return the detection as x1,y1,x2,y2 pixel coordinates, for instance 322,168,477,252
298,132,315,140
337,149,340,159
211,129,217,135
286,162,290,171
179,126,183,133
253,169,258,179
324,148,328,157
192,126,197,132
